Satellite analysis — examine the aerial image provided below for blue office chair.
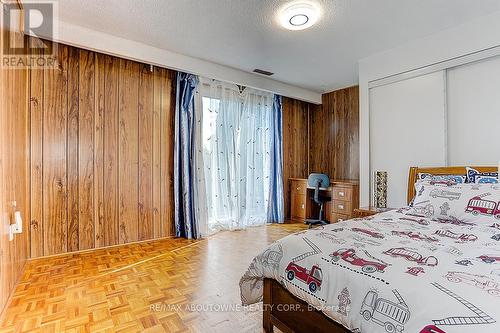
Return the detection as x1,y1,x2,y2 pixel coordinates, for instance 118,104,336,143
305,173,331,228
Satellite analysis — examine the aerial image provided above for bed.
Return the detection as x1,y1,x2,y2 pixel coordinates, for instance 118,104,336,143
240,166,500,333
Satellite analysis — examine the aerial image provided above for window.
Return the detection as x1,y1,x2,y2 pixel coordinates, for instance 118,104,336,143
199,84,274,233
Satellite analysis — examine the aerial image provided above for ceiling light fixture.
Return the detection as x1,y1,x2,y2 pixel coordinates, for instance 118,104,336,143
279,1,320,31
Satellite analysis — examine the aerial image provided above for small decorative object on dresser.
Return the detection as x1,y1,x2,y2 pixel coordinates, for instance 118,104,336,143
374,171,388,208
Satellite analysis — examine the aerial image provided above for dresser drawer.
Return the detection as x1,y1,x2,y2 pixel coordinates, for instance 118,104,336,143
331,213,349,223
291,194,307,220
332,187,352,201
290,180,307,195
332,200,352,215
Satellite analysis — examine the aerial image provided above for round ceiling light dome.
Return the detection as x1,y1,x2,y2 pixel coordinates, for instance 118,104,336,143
279,2,320,31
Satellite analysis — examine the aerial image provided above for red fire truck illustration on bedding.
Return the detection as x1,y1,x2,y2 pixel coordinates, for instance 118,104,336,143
351,227,385,239
285,238,323,293
477,255,500,264
434,229,477,242
285,262,322,293
330,248,389,273
384,248,438,267
465,193,500,219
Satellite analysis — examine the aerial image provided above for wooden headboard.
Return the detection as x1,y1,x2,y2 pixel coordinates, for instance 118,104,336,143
407,166,498,204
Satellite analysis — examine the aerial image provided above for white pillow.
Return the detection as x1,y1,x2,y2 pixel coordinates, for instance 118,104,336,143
406,182,500,223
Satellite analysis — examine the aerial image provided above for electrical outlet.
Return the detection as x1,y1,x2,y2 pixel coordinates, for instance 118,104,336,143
9,223,22,241
9,211,23,241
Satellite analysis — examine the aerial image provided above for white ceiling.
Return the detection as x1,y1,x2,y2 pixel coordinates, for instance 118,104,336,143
53,0,500,93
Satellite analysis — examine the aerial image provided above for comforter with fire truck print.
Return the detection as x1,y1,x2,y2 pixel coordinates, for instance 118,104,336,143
240,209,500,333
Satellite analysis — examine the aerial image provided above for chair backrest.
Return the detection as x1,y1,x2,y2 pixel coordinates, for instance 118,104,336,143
307,173,330,189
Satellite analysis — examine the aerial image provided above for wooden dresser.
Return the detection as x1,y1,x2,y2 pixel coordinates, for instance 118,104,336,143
353,207,393,218
289,178,359,223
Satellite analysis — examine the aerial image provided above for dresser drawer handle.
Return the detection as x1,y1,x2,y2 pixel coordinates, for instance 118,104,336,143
297,187,301,191
337,218,344,222
338,191,345,197
301,204,305,209
338,204,345,210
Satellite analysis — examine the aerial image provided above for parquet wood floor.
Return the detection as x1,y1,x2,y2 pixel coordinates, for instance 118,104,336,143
0,223,306,333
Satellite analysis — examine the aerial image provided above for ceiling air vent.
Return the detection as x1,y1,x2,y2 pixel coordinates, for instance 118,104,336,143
253,69,274,76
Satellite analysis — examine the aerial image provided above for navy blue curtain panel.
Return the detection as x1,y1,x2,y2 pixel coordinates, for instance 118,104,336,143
174,72,200,239
267,95,285,223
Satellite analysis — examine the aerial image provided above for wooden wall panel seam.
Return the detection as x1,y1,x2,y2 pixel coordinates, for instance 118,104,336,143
29,39,45,257
67,46,79,252
94,52,99,247
151,78,154,239
152,68,161,239
136,67,139,241
28,58,32,257
137,67,140,240
150,70,154,240
116,58,121,246
94,52,105,248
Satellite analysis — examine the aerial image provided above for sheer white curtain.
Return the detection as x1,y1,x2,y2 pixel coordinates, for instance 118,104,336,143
197,78,274,234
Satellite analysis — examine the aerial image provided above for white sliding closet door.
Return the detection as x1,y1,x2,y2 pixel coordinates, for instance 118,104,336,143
370,71,446,207
447,55,500,165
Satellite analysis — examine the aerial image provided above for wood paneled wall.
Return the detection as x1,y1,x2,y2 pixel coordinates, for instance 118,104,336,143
309,86,359,180
0,2,30,314
29,39,176,258
282,97,311,219
282,87,359,220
